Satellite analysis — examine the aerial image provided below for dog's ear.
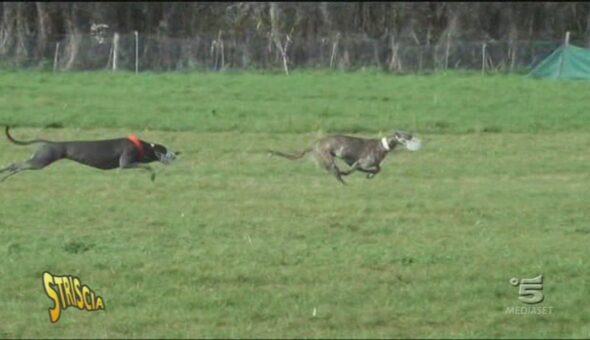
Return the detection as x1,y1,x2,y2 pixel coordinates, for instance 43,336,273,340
392,131,407,145
393,131,411,140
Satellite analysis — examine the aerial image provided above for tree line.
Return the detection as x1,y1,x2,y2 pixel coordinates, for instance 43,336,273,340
1,2,588,71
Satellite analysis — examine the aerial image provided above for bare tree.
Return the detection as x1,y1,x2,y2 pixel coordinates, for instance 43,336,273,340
269,2,292,75
63,3,82,70
0,3,17,55
14,2,29,64
35,2,49,59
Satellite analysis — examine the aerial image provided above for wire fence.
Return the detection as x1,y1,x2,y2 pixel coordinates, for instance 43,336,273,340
0,31,568,74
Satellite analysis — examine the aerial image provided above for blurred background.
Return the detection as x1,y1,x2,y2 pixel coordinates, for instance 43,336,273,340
1,2,589,73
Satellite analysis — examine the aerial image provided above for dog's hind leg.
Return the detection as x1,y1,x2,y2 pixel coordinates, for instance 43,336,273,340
0,147,60,182
0,163,17,174
328,163,347,185
0,168,24,182
0,160,45,183
0,164,19,182
314,151,347,185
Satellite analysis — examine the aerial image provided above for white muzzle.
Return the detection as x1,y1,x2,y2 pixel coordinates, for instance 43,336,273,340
404,137,422,151
160,151,177,165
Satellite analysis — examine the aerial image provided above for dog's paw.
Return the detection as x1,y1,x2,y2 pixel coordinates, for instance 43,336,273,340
366,173,375,179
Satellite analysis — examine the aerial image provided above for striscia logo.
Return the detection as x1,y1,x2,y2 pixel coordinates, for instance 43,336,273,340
42,271,105,323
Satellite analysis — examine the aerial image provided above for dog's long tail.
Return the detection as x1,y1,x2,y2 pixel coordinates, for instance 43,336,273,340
267,148,312,160
5,126,51,146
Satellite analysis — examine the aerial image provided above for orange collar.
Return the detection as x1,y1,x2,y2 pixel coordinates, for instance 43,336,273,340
128,134,144,161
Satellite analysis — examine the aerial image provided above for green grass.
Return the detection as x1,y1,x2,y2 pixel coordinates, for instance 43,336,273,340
0,71,589,338
1,70,590,134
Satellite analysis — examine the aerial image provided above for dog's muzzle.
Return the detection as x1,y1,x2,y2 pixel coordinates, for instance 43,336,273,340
159,151,178,165
402,137,422,151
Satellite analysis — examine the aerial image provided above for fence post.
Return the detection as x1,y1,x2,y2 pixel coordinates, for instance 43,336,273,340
481,42,486,75
134,31,139,74
418,47,423,73
112,32,119,72
53,42,60,72
330,33,340,70
218,30,225,71
558,31,570,78
444,33,451,70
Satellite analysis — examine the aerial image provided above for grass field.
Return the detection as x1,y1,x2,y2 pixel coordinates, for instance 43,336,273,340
0,71,589,338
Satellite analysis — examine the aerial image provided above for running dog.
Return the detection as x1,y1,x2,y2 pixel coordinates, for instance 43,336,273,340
268,131,421,184
0,126,178,182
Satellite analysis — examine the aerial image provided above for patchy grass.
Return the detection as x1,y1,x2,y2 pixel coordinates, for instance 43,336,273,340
0,72,589,338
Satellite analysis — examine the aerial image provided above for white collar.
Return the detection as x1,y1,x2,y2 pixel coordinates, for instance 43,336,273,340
381,137,390,151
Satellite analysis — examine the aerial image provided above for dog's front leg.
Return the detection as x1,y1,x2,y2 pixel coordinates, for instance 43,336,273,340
123,163,156,182
365,165,381,179
340,161,360,177
119,154,156,182
356,164,381,179
342,160,381,179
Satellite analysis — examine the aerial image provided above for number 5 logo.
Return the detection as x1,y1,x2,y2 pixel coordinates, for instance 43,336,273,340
510,275,544,304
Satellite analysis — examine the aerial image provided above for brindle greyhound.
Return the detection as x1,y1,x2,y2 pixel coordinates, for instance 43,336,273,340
0,126,179,183
268,131,421,184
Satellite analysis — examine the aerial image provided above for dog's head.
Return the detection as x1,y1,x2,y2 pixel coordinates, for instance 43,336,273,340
146,143,180,164
385,131,422,151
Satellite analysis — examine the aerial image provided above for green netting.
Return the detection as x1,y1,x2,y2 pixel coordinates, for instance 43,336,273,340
528,44,590,80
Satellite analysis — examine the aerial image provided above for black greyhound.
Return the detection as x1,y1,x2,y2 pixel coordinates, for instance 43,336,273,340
0,126,178,182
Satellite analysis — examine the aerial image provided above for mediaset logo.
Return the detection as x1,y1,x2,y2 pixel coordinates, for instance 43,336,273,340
504,274,553,315
42,271,105,323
